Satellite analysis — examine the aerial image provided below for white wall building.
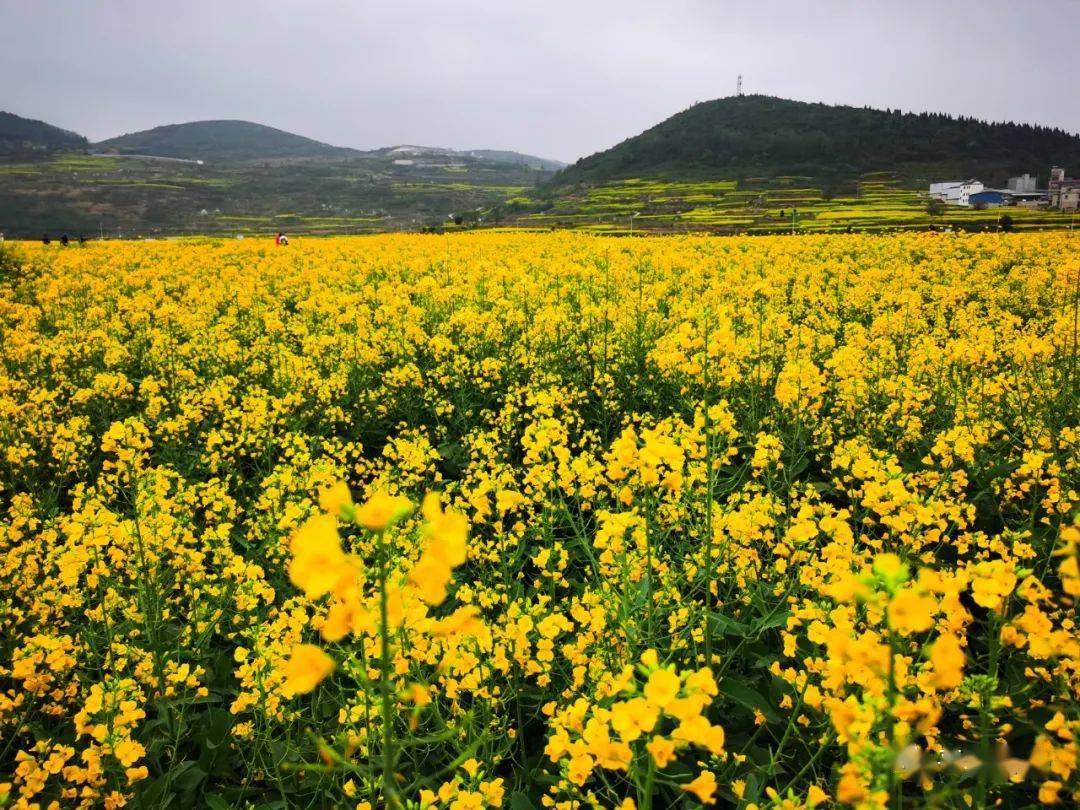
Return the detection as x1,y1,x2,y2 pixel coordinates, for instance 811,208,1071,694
928,179,985,206
1059,184,1080,212
1007,173,1037,192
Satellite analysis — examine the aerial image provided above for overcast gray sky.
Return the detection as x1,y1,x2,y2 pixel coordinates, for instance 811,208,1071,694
2,0,1077,163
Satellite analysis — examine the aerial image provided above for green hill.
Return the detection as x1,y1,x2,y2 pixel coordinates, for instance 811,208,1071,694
0,111,88,158
552,95,1080,188
94,120,355,162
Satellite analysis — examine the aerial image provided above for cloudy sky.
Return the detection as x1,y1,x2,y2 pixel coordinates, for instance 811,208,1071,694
2,0,1077,163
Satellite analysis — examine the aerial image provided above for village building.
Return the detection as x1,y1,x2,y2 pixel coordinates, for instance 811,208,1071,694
930,168,1070,210
1010,191,1050,208
971,188,1048,208
1049,166,1080,211
969,190,1008,208
1007,173,1037,192
928,179,984,206
1059,186,1080,212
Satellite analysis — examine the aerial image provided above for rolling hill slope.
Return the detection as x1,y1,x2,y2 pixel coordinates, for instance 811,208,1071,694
551,95,1080,188
0,111,88,158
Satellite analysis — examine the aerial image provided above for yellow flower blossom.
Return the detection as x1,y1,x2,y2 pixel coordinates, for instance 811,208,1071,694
354,490,413,531
318,481,355,519
280,644,334,695
887,587,936,635
646,735,676,768
927,633,966,690
681,770,718,804
643,668,681,710
289,514,347,600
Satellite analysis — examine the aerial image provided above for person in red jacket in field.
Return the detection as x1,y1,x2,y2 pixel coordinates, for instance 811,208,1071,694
275,232,289,246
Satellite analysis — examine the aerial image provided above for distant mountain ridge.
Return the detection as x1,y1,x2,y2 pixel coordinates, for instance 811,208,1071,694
551,95,1080,188
372,144,565,171
88,120,566,170
0,111,88,157
461,149,565,172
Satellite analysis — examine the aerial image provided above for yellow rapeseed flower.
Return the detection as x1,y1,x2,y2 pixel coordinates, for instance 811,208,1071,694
927,633,965,690
288,514,347,600
281,644,334,695
646,735,676,768
887,588,936,635
354,491,413,531
681,770,718,804
643,668,681,710
318,481,354,519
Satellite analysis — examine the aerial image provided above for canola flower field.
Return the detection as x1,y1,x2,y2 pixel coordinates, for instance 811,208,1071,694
503,177,1078,234
0,231,1078,810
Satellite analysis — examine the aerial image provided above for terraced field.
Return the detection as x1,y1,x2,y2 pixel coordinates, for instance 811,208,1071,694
504,174,1076,233
0,153,546,237
5,152,1074,239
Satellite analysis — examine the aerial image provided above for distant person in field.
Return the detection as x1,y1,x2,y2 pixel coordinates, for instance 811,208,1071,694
61,234,69,246
42,233,50,245
275,232,289,246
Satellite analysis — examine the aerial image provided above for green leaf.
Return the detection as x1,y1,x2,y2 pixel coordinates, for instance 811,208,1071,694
510,792,537,810
741,772,762,807
754,609,790,632
720,678,781,724
200,707,232,751
709,611,751,637
171,761,207,792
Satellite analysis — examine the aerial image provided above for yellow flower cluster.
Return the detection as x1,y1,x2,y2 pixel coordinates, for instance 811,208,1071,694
544,649,724,804
279,485,470,695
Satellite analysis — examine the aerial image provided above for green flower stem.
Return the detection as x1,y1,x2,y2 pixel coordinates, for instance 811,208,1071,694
377,526,399,809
